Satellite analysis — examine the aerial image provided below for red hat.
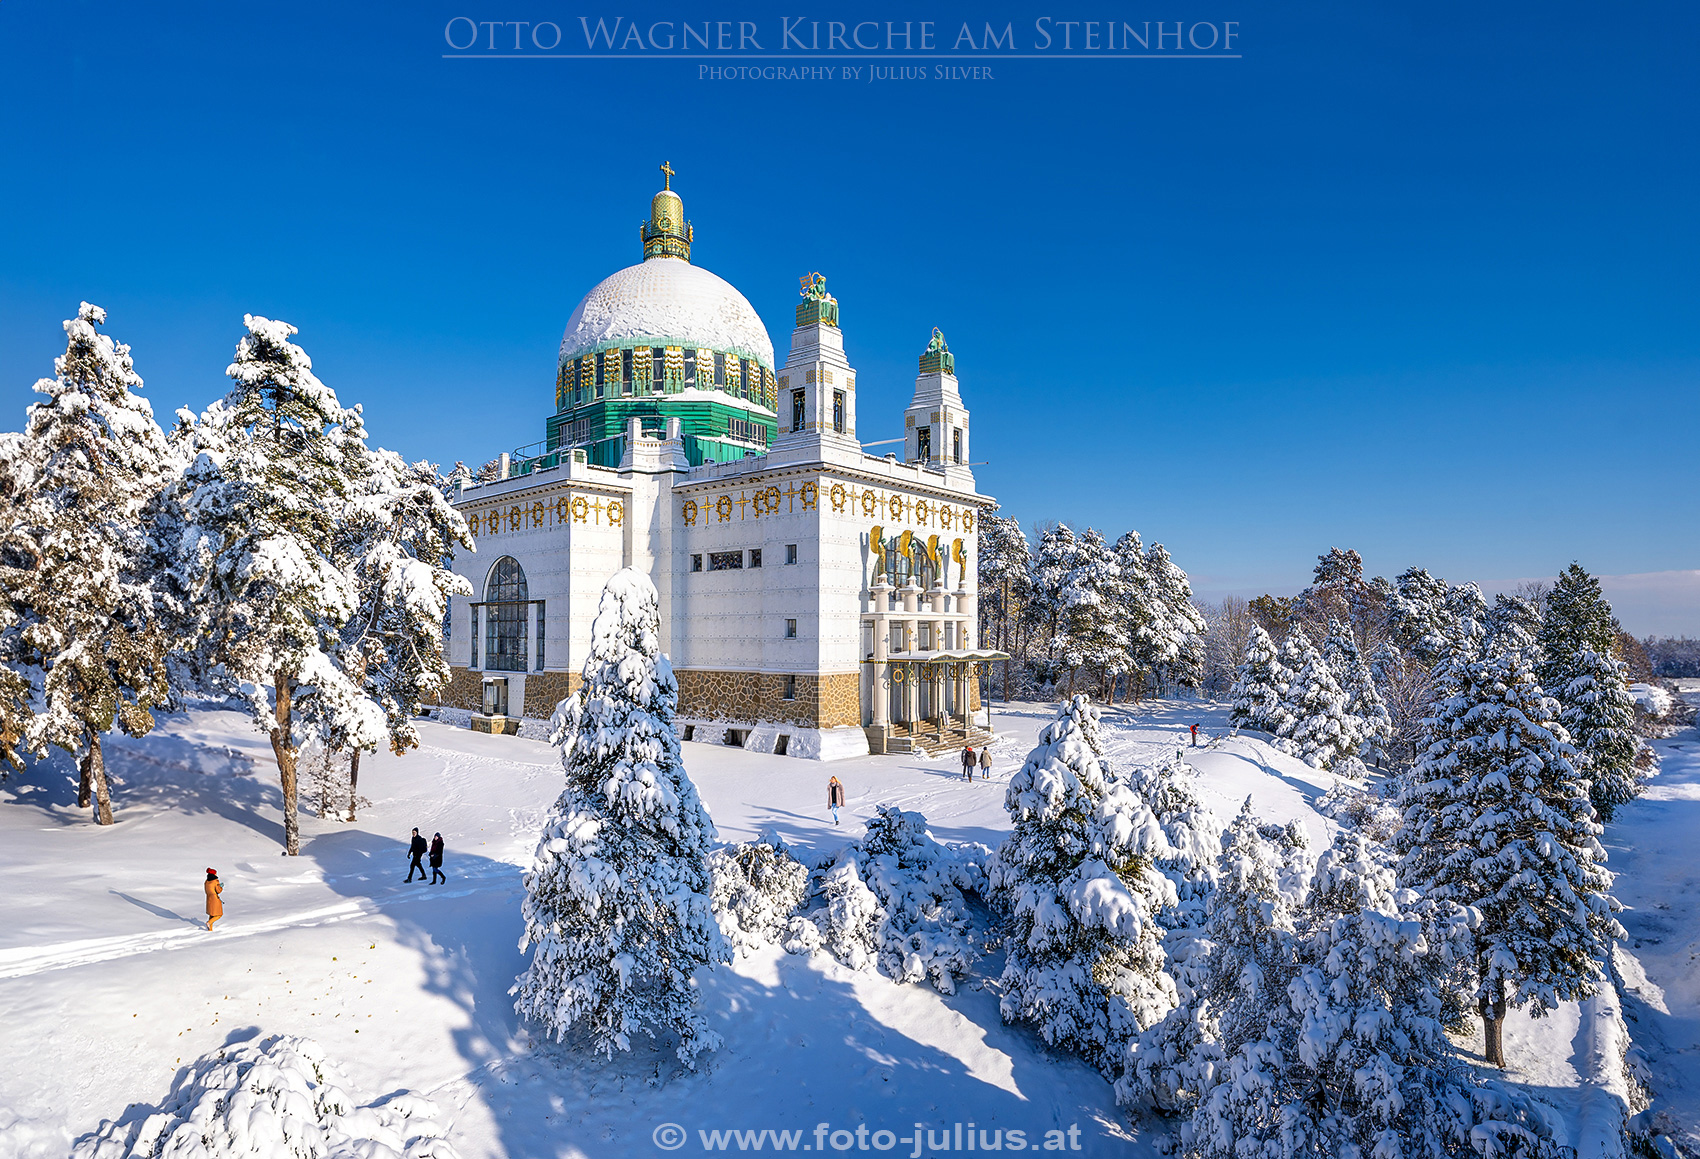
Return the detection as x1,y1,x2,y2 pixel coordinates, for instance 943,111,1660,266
206,867,217,875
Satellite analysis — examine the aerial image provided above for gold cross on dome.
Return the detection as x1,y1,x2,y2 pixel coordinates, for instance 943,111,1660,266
660,161,674,189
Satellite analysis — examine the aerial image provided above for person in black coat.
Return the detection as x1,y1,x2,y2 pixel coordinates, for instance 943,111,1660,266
429,832,446,884
406,828,428,883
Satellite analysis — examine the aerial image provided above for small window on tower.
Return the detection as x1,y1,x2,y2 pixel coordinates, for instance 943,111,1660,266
683,349,696,386
749,548,762,568
785,544,798,565
916,427,932,462
833,390,845,434
714,352,726,386
691,554,702,572
791,390,805,433
953,427,962,463
785,618,798,639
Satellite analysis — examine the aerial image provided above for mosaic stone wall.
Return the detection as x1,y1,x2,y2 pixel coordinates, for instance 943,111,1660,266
677,669,862,730
524,671,581,718
435,668,483,711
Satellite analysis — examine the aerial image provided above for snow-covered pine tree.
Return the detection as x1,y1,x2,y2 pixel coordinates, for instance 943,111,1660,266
977,510,1032,699
1323,618,1391,770
1387,566,1456,668
1124,750,1223,930
514,568,729,1064
178,316,385,854
1227,623,1291,738
1562,647,1645,822
1137,542,1207,694
0,430,43,776
1111,530,1152,700
1027,523,1081,691
327,449,473,817
1274,624,1359,769
1396,645,1623,1068
1536,563,1620,697
1484,592,1542,661
990,694,1178,1077
2,304,173,822
1134,801,1293,1121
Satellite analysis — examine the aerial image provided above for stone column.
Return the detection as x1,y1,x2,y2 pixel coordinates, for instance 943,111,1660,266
474,606,487,671
871,582,891,730
527,602,539,671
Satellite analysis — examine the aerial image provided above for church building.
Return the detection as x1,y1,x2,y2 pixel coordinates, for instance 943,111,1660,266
440,166,1003,758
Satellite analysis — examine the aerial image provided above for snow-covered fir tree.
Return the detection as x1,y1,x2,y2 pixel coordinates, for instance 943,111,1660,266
990,695,1178,1077
1484,592,1542,660
1323,618,1390,771
1561,647,1646,822
1396,645,1623,1067
1535,563,1620,697
1124,750,1223,930
1273,624,1360,769
976,510,1032,696
1065,528,1131,699
1133,801,1291,1120
2,304,173,822
1026,523,1081,690
176,316,386,854
1135,541,1207,694
1227,623,1291,738
514,568,729,1064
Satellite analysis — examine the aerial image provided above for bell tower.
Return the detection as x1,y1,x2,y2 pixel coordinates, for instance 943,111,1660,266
903,329,972,483
773,273,858,451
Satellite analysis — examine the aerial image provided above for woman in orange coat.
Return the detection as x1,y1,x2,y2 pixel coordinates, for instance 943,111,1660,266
204,868,224,931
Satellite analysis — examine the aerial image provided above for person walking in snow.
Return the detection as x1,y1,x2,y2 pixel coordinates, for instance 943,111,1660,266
827,776,845,825
429,833,446,884
406,828,428,883
1190,723,1199,747
960,744,976,782
978,744,992,780
204,868,223,931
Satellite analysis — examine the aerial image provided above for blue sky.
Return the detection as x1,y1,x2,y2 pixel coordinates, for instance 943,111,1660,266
1,2,1695,631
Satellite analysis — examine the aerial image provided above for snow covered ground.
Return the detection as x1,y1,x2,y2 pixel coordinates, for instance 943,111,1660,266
0,693,1687,1157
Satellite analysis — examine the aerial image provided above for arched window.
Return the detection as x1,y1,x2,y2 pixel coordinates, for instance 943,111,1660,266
484,557,529,672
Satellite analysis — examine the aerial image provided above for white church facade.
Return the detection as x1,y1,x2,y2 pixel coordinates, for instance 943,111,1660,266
439,167,1003,758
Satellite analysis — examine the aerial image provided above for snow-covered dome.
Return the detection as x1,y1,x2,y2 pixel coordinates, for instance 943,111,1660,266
558,258,775,370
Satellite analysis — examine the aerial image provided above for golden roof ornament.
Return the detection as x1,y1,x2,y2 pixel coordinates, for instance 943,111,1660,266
641,162,692,261
794,271,840,328
919,327,955,375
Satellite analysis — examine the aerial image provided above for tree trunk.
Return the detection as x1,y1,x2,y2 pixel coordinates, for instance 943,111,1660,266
1480,985,1508,1068
270,672,300,856
87,728,113,826
1105,667,1116,706
77,747,93,809
347,750,360,822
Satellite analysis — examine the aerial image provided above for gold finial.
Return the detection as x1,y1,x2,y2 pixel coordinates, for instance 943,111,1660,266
660,160,674,190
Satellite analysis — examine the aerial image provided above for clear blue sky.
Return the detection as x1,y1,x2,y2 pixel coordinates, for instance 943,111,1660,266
1,2,1695,629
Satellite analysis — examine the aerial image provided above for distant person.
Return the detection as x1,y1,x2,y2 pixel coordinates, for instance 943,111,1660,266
961,745,976,782
978,744,992,780
406,828,428,883
204,868,223,932
1190,723,1199,747
827,776,845,825
430,833,446,884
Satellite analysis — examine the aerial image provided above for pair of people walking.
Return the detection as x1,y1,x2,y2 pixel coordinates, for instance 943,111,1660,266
406,828,446,884
960,744,993,781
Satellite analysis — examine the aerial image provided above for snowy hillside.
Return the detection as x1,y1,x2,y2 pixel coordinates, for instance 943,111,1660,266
0,695,1687,1157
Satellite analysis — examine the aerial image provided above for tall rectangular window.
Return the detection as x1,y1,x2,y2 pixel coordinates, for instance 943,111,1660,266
683,349,696,386
916,427,931,462
832,390,845,434
622,349,633,395
749,548,762,568
691,554,702,572
714,352,726,386
535,602,545,670
470,606,479,667
654,347,666,389
791,390,805,432
785,619,798,639
785,543,798,565
783,675,797,700
953,427,962,463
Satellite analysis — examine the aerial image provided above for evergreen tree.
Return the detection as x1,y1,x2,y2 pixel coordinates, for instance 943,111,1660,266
178,316,385,854
1536,564,1619,696
514,568,729,1064
2,304,172,821
1396,647,1623,1067
1027,523,1080,688
1277,625,1359,769
1483,592,1542,661
1227,623,1291,738
0,431,36,776
1323,618,1392,769
1066,529,1131,699
977,511,1031,698
1561,647,1645,822
990,695,1178,1077
1136,542,1207,694
1112,529,1152,699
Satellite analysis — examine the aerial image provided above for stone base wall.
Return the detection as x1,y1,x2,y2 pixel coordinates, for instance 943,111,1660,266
676,669,862,730
524,671,581,718
435,668,483,712
436,668,581,719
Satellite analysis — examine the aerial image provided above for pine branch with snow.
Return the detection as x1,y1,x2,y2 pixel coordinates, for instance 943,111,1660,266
513,568,729,1065
991,694,1178,1078
708,834,809,957
1561,647,1648,822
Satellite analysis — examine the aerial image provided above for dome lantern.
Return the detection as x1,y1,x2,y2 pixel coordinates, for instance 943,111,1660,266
641,161,694,261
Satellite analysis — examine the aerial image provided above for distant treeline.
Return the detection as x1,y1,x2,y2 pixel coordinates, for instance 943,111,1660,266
1646,636,1700,678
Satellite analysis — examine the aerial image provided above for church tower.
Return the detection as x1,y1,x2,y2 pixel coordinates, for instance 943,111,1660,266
903,329,972,484
773,273,859,452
